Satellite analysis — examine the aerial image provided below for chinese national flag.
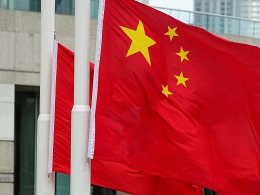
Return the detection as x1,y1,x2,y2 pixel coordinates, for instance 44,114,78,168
90,0,260,194
50,42,202,195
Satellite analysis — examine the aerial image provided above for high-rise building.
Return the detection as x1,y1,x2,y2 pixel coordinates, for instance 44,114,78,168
247,0,260,21
194,0,260,36
194,0,260,20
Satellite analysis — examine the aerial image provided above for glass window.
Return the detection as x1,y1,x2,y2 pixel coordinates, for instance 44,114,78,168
255,22,260,38
204,189,218,195
252,1,260,6
0,0,99,17
10,0,41,12
92,186,116,195
0,0,12,9
30,0,40,12
56,173,117,195
196,7,201,11
56,173,70,195
205,2,209,12
195,1,201,9
56,0,74,15
91,0,99,18
212,3,217,13
15,86,39,195
221,7,225,15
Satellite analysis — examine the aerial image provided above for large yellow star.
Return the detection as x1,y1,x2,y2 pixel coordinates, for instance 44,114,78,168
164,26,178,41
174,72,189,87
120,20,156,66
176,47,189,62
162,85,173,97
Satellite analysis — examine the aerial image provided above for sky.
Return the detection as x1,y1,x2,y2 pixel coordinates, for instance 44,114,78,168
149,0,194,11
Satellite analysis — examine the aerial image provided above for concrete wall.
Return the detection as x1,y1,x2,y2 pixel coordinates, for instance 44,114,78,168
216,33,260,47
0,84,15,195
0,8,97,195
0,8,97,87
0,8,259,87
140,0,149,4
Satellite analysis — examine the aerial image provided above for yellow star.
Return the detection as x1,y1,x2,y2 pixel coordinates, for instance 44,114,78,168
176,47,189,62
162,85,173,97
120,20,156,66
174,72,189,87
164,26,178,41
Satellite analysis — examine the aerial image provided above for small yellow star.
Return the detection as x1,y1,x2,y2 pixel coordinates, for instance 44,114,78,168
174,72,189,87
162,85,173,97
164,26,178,41
176,47,189,62
120,20,156,66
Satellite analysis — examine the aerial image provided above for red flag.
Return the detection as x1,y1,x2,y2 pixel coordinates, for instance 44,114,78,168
90,0,260,194
49,42,202,195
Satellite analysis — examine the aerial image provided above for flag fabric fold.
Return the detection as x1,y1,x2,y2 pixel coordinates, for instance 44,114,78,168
49,42,202,195
89,0,260,194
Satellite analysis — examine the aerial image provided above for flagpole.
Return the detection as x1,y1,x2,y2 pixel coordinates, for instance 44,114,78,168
71,0,91,194
36,0,55,193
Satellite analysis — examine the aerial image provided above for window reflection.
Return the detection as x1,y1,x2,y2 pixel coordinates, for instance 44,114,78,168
15,88,39,195
0,0,99,17
56,0,74,15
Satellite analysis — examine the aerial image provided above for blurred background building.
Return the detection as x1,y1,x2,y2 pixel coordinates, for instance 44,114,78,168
194,0,260,21
194,0,260,36
0,0,259,195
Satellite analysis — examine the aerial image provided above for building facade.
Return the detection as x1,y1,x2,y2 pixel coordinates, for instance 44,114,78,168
194,0,260,20
194,0,260,36
140,0,149,4
0,0,117,194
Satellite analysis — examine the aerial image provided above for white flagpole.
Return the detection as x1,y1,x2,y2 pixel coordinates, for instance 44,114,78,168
36,0,55,193
88,0,105,159
71,0,91,194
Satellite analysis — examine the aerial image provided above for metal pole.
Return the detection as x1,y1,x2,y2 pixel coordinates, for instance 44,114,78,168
253,21,256,38
238,19,241,36
36,0,55,193
71,0,91,194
